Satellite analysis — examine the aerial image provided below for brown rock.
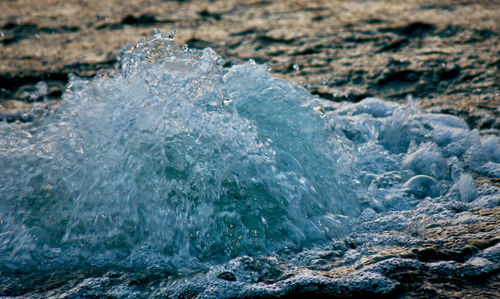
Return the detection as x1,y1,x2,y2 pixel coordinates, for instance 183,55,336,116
0,0,498,132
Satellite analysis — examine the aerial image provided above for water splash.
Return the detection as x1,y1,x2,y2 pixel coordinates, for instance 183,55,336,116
0,31,498,280
0,32,361,273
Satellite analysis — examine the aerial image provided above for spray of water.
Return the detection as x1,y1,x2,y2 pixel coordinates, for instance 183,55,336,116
0,31,498,277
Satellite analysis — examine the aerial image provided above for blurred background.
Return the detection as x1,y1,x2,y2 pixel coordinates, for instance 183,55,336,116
0,0,498,132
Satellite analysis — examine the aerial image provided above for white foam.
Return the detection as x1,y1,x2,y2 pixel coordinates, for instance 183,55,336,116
0,32,498,284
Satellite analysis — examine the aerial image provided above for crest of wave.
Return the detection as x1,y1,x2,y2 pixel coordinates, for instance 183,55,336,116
0,31,362,272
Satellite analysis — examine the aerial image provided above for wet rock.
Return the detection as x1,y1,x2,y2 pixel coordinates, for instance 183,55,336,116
0,0,498,135
217,271,237,282
379,22,436,38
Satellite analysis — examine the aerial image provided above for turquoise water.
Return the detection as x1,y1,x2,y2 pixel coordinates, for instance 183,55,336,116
0,31,498,297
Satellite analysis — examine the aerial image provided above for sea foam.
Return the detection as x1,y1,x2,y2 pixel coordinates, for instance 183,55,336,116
0,31,498,278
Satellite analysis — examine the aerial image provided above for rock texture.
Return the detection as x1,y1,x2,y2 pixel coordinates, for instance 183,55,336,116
0,0,499,298
1,0,499,132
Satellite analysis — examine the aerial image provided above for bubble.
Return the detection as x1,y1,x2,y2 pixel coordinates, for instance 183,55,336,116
0,32,498,278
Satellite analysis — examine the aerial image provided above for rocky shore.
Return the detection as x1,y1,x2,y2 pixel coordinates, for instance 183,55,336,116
1,0,499,131
0,0,499,298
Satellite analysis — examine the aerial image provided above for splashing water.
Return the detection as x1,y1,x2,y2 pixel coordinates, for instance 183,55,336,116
0,32,360,273
0,31,499,283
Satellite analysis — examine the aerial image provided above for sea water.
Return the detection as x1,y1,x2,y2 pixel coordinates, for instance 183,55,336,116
0,31,498,297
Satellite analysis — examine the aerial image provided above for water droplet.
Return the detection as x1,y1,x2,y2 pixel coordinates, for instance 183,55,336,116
30,81,48,100
168,28,177,40
153,28,161,38
313,106,324,115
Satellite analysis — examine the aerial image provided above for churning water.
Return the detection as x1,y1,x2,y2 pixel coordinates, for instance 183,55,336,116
0,31,499,297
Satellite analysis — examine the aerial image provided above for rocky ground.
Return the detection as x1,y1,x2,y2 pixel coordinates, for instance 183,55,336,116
0,0,499,298
1,0,499,131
